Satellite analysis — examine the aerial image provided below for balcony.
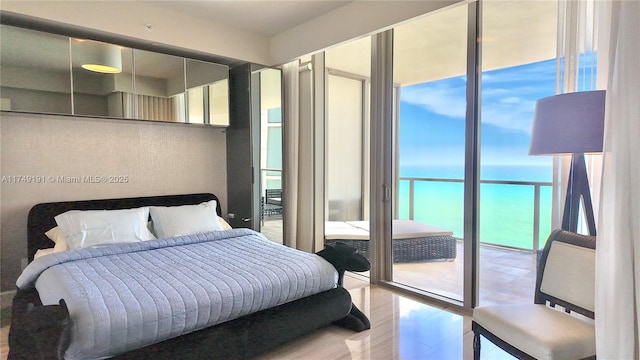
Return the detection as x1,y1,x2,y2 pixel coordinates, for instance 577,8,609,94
262,215,539,305
261,176,552,305
394,176,552,304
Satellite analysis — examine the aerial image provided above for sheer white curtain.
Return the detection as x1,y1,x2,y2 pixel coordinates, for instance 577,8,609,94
595,1,640,358
122,92,177,121
556,0,601,232
282,60,301,249
281,60,322,253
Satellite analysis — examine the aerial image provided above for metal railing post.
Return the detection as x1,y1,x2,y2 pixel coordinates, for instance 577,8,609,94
409,179,415,220
533,184,541,251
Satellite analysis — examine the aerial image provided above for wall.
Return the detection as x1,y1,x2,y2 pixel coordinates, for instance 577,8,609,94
0,113,228,291
0,1,270,65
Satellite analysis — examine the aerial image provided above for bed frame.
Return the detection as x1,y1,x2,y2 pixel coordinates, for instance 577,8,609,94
9,193,369,360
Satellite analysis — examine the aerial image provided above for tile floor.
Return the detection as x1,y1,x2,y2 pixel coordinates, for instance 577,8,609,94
255,275,517,359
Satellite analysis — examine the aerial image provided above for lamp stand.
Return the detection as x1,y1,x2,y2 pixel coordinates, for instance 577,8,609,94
562,153,597,235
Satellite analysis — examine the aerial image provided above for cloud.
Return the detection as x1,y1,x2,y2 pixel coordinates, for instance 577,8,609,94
401,83,466,119
482,97,537,133
482,60,556,84
400,59,556,135
401,82,536,134
500,96,522,104
482,88,511,97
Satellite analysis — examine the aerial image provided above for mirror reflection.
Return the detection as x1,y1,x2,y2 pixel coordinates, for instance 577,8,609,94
186,58,229,125
130,49,185,122
208,79,229,126
258,68,283,243
0,24,229,126
0,26,72,114
71,39,134,118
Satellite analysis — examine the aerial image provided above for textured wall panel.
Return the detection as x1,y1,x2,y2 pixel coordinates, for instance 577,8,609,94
0,113,227,290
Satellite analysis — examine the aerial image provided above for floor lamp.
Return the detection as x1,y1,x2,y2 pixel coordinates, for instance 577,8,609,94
529,90,606,236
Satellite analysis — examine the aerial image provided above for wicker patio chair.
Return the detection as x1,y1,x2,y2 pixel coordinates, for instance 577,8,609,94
261,189,282,225
325,235,456,262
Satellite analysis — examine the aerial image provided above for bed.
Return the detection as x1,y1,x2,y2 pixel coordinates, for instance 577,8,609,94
325,220,457,262
8,193,369,360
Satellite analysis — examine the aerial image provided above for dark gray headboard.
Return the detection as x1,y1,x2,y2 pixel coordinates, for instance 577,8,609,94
27,193,220,261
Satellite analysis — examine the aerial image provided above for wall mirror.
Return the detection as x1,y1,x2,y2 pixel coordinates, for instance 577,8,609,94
129,49,185,122
0,25,72,114
71,39,134,118
186,58,230,125
0,24,229,126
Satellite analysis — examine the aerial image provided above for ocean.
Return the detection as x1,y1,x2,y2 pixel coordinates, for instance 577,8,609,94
398,164,553,250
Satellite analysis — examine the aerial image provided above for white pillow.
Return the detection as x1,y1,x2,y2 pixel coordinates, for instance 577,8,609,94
34,248,55,259
54,207,156,250
150,200,223,239
45,226,69,252
218,216,232,230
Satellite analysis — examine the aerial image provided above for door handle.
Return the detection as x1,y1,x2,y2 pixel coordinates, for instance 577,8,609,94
242,218,251,222
383,184,391,202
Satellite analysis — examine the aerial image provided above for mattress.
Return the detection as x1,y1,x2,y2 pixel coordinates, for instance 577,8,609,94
325,220,454,240
17,228,338,360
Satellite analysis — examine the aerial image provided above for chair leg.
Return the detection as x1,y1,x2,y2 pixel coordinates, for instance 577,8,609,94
473,332,481,360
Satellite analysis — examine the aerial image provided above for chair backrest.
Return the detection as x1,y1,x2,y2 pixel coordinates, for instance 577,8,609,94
265,189,282,205
535,229,596,319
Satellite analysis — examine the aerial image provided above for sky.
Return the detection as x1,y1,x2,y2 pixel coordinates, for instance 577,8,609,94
398,58,558,180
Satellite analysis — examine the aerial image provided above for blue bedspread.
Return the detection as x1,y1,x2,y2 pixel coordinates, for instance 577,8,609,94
17,228,338,360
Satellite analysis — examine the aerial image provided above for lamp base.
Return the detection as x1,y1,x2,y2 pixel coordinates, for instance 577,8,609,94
562,153,596,236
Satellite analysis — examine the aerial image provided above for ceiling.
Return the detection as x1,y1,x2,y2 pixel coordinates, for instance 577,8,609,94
139,0,558,86
143,0,352,37
1,1,559,87
138,0,558,85
325,1,558,85
144,0,558,85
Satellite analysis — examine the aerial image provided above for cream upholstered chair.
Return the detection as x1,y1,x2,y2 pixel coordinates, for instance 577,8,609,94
472,229,596,360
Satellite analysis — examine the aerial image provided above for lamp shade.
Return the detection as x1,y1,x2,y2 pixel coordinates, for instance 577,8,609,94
76,40,122,74
529,90,606,155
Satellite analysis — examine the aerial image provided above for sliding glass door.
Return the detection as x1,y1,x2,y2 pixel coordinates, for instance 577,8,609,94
317,0,561,314
390,4,469,302
478,0,557,305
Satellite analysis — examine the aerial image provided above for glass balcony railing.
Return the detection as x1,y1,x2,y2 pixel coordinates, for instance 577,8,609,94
261,168,282,192
262,171,552,251
398,177,553,251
